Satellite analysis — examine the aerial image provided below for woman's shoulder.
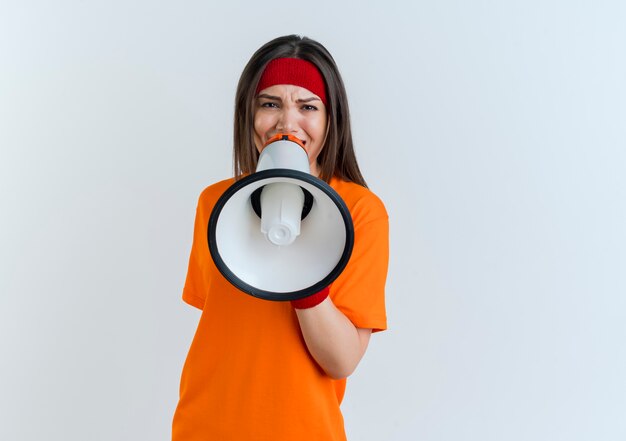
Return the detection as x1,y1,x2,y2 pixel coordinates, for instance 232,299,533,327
330,177,388,222
191,178,236,218
197,177,236,202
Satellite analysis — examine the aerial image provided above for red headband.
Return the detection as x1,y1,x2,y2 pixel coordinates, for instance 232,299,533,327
256,58,327,106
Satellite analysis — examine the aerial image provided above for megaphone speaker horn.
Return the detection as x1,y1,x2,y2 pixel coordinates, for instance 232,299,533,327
207,136,354,302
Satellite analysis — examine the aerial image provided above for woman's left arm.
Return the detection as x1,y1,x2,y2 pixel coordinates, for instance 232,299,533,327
295,297,372,380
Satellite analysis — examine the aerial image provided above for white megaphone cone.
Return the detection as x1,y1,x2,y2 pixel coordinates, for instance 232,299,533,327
255,135,310,246
207,134,354,301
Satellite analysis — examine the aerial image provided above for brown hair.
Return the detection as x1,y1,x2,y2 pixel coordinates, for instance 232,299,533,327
233,35,367,188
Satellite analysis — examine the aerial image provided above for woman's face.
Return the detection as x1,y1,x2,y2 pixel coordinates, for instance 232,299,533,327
254,84,328,177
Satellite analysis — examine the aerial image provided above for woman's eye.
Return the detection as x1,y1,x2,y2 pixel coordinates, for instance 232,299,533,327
261,102,279,108
302,105,318,111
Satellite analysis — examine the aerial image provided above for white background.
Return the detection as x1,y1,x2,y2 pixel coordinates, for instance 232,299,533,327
1,1,625,440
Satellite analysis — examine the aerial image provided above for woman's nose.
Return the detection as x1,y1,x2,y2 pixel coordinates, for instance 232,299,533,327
276,109,298,132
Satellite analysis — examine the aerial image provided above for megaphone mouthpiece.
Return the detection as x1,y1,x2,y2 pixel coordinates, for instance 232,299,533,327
263,133,306,149
256,135,310,174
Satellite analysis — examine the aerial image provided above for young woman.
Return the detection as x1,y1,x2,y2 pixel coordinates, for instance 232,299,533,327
172,35,389,441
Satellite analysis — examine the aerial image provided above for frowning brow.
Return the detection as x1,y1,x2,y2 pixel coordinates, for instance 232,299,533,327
296,96,322,103
256,94,321,103
257,94,282,101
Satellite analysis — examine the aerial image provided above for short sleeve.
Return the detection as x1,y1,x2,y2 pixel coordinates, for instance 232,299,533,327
181,179,234,310
330,192,389,332
182,194,210,310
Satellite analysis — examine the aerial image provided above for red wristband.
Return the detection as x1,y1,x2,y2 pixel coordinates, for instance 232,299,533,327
291,287,330,309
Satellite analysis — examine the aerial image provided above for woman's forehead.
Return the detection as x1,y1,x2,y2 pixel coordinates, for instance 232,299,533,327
257,84,322,101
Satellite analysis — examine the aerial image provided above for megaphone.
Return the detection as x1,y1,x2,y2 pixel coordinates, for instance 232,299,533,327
207,134,354,301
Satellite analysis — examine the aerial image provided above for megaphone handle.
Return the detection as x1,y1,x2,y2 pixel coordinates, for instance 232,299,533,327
291,286,330,309
250,186,314,220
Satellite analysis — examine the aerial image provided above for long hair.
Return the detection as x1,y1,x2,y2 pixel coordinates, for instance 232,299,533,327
233,35,367,188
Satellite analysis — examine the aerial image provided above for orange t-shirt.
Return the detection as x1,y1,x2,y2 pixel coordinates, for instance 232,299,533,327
172,176,389,441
